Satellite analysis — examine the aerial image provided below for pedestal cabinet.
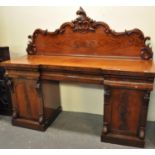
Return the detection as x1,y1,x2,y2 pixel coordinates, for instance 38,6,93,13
101,79,153,147
9,70,61,130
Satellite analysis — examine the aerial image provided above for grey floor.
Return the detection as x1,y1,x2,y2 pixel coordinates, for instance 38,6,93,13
0,111,155,149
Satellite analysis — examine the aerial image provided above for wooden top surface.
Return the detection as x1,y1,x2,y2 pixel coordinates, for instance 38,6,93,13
2,55,155,75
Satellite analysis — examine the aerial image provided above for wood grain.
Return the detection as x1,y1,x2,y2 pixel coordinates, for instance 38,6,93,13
26,7,153,60
1,7,155,148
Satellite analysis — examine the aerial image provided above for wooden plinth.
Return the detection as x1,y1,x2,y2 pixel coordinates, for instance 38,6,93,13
12,107,62,131
101,133,145,148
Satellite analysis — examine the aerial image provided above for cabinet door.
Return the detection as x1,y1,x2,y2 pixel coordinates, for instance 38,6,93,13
110,88,143,135
104,86,147,137
102,80,152,147
12,78,43,121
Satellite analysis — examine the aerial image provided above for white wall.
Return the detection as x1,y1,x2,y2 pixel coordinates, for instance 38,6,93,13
0,6,155,120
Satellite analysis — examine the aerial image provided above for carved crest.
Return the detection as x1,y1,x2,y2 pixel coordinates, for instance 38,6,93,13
52,7,109,34
72,7,97,32
26,7,153,60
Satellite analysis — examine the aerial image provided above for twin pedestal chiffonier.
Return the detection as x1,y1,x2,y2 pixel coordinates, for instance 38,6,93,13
1,7,155,148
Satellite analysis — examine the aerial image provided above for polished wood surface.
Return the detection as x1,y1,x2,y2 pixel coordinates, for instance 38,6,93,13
26,7,153,60
28,28,150,59
3,55,155,75
1,7,155,148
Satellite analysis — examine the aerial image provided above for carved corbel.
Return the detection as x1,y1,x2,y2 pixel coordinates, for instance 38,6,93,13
104,86,111,104
143,90,150,106
6,78,14,93
104,87,111,97
35,79,44,125
35,79,42,95
138,91,150,139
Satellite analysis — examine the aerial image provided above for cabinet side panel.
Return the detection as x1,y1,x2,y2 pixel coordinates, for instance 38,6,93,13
42,80,61,119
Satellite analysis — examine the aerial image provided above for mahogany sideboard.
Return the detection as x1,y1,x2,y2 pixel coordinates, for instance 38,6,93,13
1,7,155,148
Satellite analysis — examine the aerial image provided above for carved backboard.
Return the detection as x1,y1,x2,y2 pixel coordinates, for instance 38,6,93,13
26,7,153,60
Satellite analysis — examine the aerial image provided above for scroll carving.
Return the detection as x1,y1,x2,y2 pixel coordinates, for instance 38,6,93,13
141,43,153,60
72,7,97,32
51,7,110,35
26,7,153,60
26,35,37,55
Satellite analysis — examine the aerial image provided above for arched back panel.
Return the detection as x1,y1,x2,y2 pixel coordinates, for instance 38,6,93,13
26,7,153,60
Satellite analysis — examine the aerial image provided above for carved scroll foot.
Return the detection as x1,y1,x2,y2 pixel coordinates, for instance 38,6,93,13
12,110,18,119
39,115,44,124
139,127,145,139
102,122,108,134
